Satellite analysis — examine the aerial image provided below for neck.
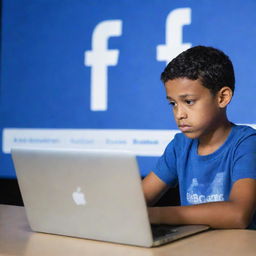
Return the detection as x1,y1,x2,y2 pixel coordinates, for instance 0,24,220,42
198,117,232,156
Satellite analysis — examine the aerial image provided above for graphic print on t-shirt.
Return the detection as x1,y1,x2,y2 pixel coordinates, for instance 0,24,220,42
186,172,224,204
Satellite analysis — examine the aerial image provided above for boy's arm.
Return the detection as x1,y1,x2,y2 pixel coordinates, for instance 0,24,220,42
148,178,256,229
142,171,169,206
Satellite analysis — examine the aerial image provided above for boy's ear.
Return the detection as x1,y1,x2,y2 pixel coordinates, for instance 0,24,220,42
217,87,233,108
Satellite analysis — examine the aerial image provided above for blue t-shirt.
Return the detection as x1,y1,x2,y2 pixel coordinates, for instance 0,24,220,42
154,124,256,229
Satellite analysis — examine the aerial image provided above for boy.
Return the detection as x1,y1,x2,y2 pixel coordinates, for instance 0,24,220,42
142,46,256,229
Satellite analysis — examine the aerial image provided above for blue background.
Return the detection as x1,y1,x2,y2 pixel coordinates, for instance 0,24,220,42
1,0,256,177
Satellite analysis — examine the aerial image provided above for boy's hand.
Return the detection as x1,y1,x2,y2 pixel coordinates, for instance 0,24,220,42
147,207,161,224
146,178,256,229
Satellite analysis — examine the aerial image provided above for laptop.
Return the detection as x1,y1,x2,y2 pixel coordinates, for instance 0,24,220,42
11,147,209,247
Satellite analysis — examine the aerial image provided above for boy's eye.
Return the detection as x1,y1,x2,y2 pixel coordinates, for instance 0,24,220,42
185,100,195,105
169,101,176,107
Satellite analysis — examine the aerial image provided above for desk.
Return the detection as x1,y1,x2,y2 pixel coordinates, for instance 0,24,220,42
0,204,256,256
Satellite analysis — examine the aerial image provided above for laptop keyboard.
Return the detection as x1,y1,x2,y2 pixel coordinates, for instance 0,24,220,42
151,224,178,240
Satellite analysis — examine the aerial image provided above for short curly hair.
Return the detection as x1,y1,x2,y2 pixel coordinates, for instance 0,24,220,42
160,46,235,95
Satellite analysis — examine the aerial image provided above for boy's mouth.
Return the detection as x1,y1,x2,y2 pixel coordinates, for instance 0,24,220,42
178,124,192,132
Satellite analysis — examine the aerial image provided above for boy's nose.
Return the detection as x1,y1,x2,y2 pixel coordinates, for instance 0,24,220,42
175,107,187,120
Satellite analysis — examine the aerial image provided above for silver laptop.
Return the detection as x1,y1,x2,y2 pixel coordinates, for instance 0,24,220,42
11,148,209,247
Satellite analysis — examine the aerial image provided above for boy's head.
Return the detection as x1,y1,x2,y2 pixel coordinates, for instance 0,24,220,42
161,46,235,95
161,46,235,139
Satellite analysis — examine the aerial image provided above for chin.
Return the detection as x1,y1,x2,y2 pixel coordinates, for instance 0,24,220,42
182,132,199,139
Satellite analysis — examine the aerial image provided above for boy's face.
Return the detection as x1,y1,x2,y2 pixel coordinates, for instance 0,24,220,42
165,78,223,139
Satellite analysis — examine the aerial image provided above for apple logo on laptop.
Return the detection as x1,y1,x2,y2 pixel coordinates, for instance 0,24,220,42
72,187,87,205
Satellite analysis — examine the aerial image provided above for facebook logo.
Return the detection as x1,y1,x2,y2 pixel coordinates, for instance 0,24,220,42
85,8,191,111
157,8,192,65
85,20,122,111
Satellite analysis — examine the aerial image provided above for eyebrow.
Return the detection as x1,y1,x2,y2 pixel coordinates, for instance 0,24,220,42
166,94,197,100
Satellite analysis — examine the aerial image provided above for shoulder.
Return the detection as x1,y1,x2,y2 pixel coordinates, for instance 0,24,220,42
230,125,256,182
232,124,256,145
233,124,256,136
231,124,256,154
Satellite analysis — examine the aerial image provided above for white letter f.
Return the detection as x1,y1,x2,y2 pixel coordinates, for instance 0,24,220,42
85,20,122,111
157,8,192,65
